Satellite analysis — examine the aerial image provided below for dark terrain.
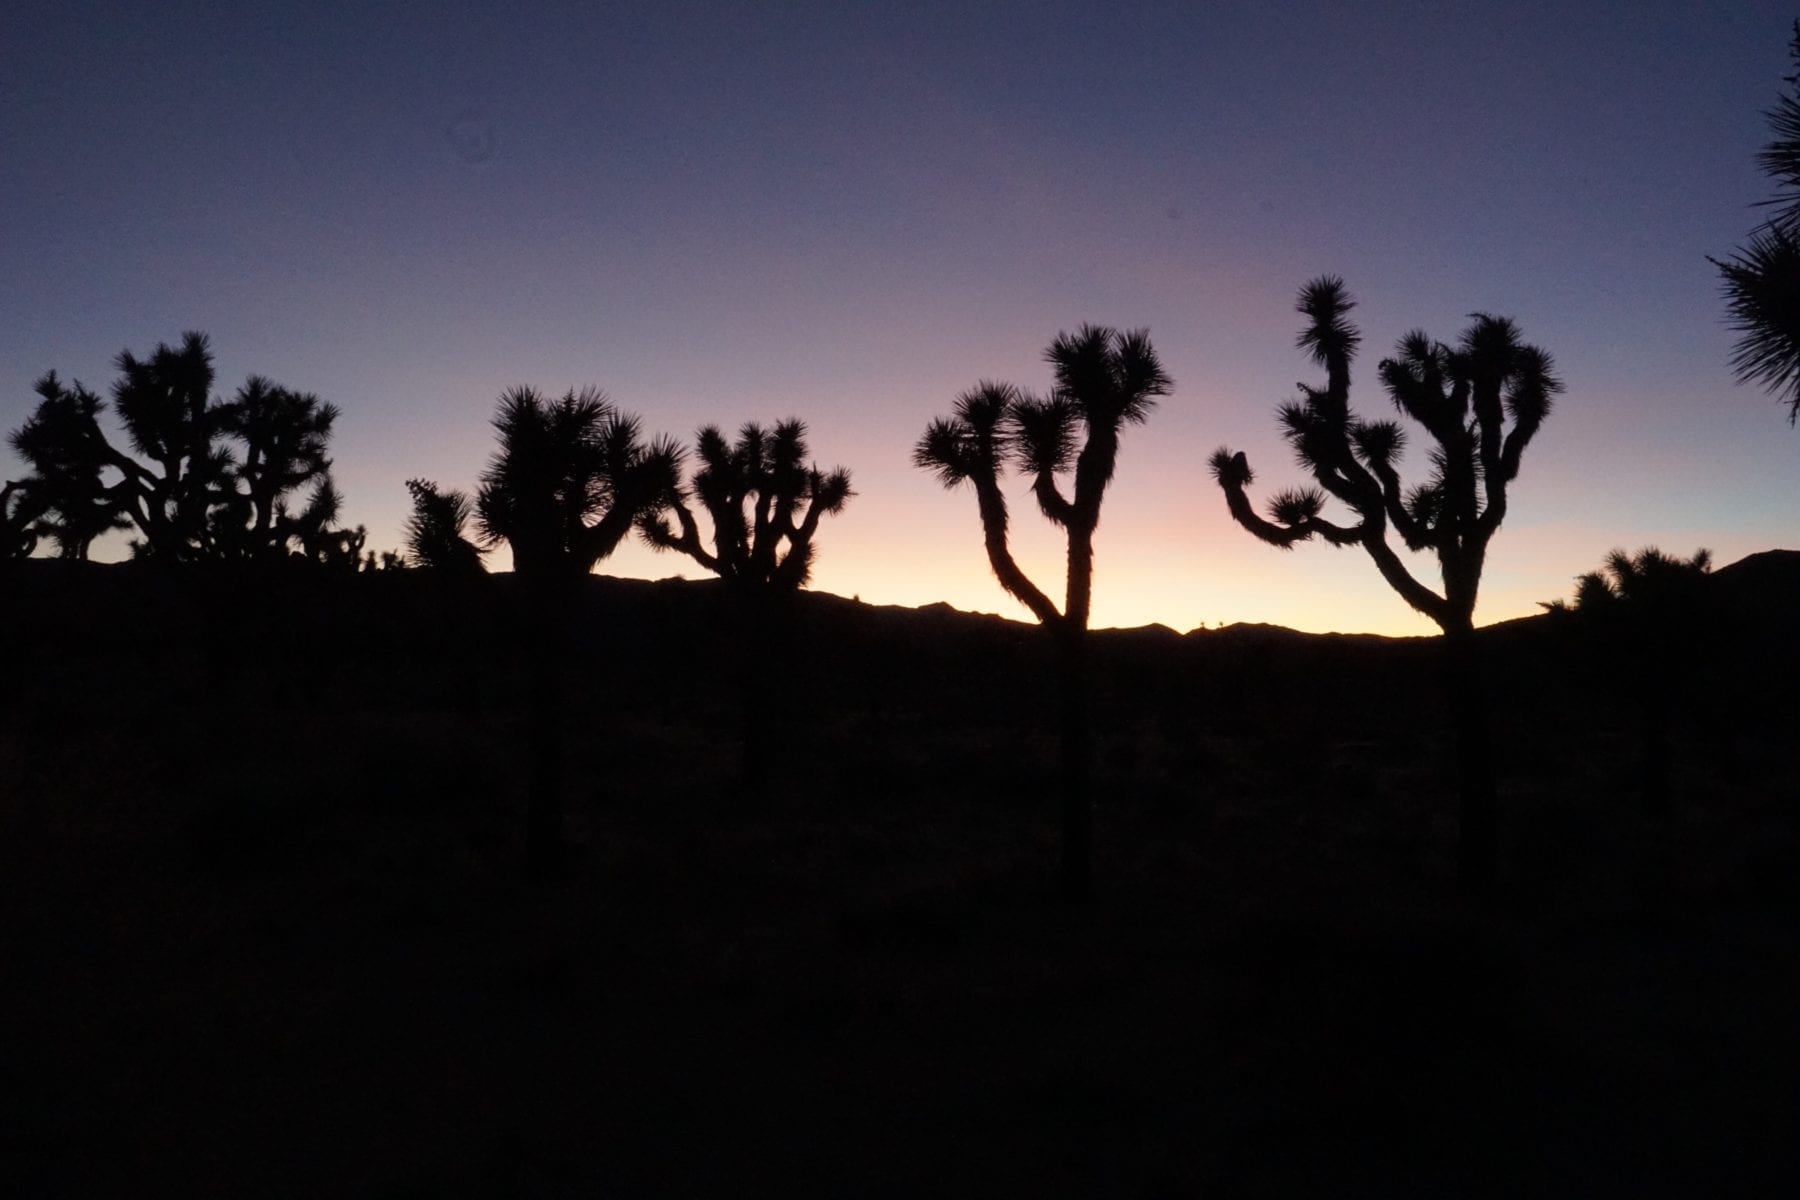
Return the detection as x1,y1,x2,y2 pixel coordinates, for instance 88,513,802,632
3,554,1798,1196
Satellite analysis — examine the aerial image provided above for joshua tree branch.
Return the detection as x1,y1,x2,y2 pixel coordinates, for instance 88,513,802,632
972,468,1061,626
1360,525,1450,626
1029,468,1076,527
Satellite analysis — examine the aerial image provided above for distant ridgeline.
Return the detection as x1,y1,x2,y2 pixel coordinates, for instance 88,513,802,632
2,551,1794,742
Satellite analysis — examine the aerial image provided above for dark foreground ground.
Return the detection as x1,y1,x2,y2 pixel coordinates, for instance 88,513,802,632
4,561,1798,1196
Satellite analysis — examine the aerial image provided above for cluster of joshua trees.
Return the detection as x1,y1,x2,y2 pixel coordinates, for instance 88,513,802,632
0,279,1572,893
8,27,1799,893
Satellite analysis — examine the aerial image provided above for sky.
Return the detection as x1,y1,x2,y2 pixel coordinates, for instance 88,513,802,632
4,0,1797,635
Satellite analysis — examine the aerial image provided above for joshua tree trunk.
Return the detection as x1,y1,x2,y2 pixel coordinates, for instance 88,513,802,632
524,575,573,877
1056,622,1093,900
735,587,777,799
1641,685,1671,819
1443,621,1496,887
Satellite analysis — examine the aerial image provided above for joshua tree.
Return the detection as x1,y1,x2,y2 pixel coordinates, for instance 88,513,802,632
1211,278,1560,885
105,332,239,559
212,377,339,558
404,478,486,574
916,325,1172,898
1543,547,1713,816
640,419,852,593
1715,21,1800,424
6,373,129,559
474,385,679,873
14,333,356,562
476,386,680,582
641,419,851,790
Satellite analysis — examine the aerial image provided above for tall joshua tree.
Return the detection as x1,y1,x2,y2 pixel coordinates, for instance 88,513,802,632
641,419,852,790
1715,22,1800,423
916,325,1171,898
1211,278,1560,885
475,385,679,873
7,373,129,559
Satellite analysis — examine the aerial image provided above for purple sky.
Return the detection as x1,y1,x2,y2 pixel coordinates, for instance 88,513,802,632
5,0,1796,633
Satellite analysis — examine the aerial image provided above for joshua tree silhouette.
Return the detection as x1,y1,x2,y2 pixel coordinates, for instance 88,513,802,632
7,373,129,559
106,332,239,559
916,325,1172,898
1211,278,1560,885
1715,22,1800,424
1543,547,1713,816
211,377,339,559
10,333,357,562
641,419,852,791
404,478,486,574
474,385,679,873
640,419,852,593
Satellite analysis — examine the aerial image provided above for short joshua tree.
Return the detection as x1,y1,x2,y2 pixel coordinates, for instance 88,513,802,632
6,373,128,559
916,325,1172,898
404,478,486,575
640,419,852,594
1543,546,1713,816
1211,278,1560,886
639,419,851,792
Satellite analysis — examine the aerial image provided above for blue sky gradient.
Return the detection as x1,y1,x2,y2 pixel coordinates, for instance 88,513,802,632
5,1,1796,632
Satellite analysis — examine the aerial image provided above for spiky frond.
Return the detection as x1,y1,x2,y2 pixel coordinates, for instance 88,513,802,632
1715,227,1800,422
809,467,853,515
1504,346,1561,425
954,381,1017,439
1045,325,1171,427
403,478,485,573
1295,276,1359,367
1269,486,1325,527
1011,393,1078,476
1378,334,1453,426
1351,419,1406,466
914,417,978,488
1460,313,1523,370
1208,446,1253,488
1109,327,1173,425
1757,22,1800,234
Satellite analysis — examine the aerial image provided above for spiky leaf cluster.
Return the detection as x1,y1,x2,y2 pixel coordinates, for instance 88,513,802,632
641,418,851,592
1544,546,1713,622
404,478,486,574
1213,278,1561,630
1715,21,1800,422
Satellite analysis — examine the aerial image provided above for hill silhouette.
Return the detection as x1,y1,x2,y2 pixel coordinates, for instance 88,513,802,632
1,554,1797,1194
